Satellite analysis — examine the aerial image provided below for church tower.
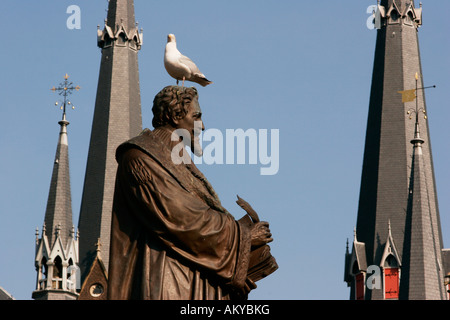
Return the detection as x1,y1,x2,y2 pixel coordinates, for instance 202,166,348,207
77,0,143,282
32,75,80,300
344,0,448,300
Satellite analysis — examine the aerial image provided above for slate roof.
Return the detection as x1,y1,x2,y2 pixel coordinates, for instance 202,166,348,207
77,0,143,282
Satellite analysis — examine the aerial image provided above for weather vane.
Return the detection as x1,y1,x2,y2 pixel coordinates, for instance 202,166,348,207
400,72,435,125
51,74,80,119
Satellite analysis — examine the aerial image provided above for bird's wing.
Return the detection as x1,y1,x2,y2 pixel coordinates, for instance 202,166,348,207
178,54,202,75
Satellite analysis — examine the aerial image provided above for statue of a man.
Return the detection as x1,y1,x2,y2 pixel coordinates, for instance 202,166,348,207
107,86,276,300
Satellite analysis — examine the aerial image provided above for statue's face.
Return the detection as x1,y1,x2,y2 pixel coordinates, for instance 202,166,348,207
174,96,204,157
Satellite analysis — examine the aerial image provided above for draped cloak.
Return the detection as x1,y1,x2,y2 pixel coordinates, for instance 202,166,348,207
107,128,253,300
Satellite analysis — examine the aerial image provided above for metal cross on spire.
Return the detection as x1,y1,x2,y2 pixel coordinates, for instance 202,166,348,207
51,74,80,119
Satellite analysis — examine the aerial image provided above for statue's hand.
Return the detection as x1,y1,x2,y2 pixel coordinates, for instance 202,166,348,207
250,221,273,247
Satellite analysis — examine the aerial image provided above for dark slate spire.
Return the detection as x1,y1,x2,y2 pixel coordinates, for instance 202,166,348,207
43,113,73,247
77,0,143,282
399,87,445,300
42,73,79,248
346,1,447,299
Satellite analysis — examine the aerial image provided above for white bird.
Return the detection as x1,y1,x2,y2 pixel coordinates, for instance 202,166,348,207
164,34,213,87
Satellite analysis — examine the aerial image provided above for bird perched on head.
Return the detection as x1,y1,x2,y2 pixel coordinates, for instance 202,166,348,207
164,34,213,87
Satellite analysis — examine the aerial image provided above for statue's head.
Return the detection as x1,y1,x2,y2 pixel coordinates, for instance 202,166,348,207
152,85,204,156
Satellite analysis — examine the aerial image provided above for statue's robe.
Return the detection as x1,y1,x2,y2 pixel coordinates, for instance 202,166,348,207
107,128,252,300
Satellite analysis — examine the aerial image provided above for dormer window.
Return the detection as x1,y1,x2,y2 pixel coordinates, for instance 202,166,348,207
355,272,365,300
404,10,415,26
384,254,400,299
389,10,400,24
117,32,127,47
129,36,137,50
103,33,113,48
352,261,365,300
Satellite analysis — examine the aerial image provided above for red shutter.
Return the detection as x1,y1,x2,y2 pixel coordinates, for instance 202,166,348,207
384,268,399,299
356,273,365,300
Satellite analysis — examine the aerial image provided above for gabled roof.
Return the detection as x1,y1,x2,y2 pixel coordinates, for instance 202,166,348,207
78,244,108,300
380,221,402,267
346,230,368,278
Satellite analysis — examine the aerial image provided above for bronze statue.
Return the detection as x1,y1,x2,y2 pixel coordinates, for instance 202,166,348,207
107,85,277,300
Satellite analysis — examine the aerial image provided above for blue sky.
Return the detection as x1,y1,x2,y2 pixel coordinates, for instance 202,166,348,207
1,0,450,300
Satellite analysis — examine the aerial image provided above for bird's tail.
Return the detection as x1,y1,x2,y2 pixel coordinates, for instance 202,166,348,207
194,74,213,87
